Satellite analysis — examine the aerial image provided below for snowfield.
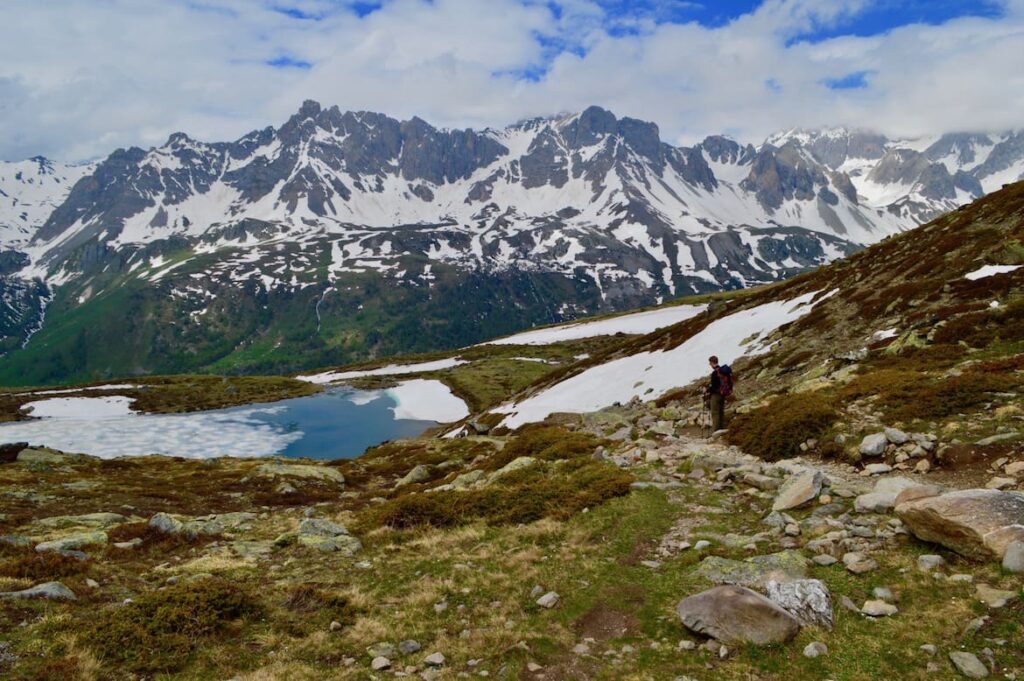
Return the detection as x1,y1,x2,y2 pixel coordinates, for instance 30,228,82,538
492,290,833,429
386,379,470,423
964,264,1022,281
22,395,136,419
297,358,467,383
483,304,708,345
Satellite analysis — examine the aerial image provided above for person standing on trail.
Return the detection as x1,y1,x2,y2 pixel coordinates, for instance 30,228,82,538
705,355,733,432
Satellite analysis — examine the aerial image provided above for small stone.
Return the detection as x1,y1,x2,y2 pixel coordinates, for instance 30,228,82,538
861,600,898,617
915,459,932,473
803,642,828,658
678,640,696,651
536,591,560,609
1002,541,1024,573
812,554,838,566
918,554,945,572
572,643,591,655
329,620,342,631
860,433,888,457
772,470,824,511
399,640,422,654
843,552,878,574
693,540,711,551
863,463,892,476
985,477,1016,490
424,652,446,667
1005,461,1024,477
948,651,989,678
370,657,391,671
872,587,894,602
950,574,974,583
527,662,543,672
975,584,1017,609
885,427,910,444
920,644,938,656
85,578,100,589
784,523,800,537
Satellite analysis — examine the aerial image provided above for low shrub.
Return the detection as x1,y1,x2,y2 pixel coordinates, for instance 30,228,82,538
0,549,89,580
86,578,260,673
728,393,839,461
283,584,358,627
367,460,632,530
888,372,1019,421
484,425,605,471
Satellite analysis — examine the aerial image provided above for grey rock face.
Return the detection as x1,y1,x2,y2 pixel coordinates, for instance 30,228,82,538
676,585,801,646
948,651,990,678
765,579,833,630
896,489,1024,560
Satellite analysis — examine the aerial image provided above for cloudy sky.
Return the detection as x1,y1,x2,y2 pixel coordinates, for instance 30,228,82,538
2,0,1022,161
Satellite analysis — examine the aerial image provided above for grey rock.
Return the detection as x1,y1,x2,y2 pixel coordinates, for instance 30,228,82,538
917,554,946,572
424,652,446,667
35,531,107,553
370,656,391,671
860,600,898,617
896,489,1024,561
0,581,77,601
536,591,560,608
948,651,989,678
885,428,910,444
842,552,879,574
859,433,889,457
772,470,824,511
676,585,800,646
1002,540,1024,573
765,579,833,630
396,464,432,487
803,641,828,658
399,640,421,654
696,550,809,588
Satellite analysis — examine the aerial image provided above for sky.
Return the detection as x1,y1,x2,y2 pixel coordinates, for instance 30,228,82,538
1,0,1022,161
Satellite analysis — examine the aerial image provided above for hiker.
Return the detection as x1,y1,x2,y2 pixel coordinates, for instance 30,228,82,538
704,355,733,432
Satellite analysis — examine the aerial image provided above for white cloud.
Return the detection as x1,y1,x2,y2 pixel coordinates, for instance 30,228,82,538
1,0,1022,161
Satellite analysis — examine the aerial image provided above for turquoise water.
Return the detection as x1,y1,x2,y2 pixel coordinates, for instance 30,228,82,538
0,388,437,460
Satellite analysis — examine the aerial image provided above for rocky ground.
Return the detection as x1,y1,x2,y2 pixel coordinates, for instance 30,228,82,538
0,391,1021,679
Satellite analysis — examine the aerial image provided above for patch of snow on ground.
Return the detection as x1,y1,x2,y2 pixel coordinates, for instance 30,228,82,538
19,384,140,397
386,379,469,423
297,358,467,383
0,406,299,459
964,264,1022,281
483,305,707,346
494,291,826,428
23,396,136,419
872,328,898,340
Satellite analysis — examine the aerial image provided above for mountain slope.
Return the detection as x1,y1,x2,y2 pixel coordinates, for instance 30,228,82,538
483,179,1024,433
1,104,1020,385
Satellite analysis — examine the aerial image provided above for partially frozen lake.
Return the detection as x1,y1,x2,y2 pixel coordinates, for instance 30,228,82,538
0,383,467,460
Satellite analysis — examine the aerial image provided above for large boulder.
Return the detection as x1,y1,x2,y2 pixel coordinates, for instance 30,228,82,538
772,470,824,511
0,581,77,601
676,585,800,646
255,463,345,485
895,489,1024,561
35,531,107,553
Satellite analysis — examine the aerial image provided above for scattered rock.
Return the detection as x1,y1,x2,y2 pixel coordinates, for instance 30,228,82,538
863,463,892,476
920,644,937,656
536,591,560,609
399,640,421,654
296,518,362,554
975,584,1017,609
772,470,824,511
693,539,711,551
842,552,878,575
396,464,432,487
803,642,828,658
490,457,536,479
812,554,837,566
256,462,345,485
0,581,77,601
975,432,1020,446
35,512,127,529
854,477,923,513
371,656,391,671
917,554,946,572
859,433,888,457
676,585,800,646
424,652,446,667
896,489,1024,561
860,600,898,617
885,428,909,445
948,651,989,678
985,477,1016,490
35,531,107,553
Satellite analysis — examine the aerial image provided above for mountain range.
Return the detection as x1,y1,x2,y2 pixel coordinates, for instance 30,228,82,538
1,101,1022,384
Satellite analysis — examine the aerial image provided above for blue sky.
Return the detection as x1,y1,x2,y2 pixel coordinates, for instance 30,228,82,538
1,0,1022,160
